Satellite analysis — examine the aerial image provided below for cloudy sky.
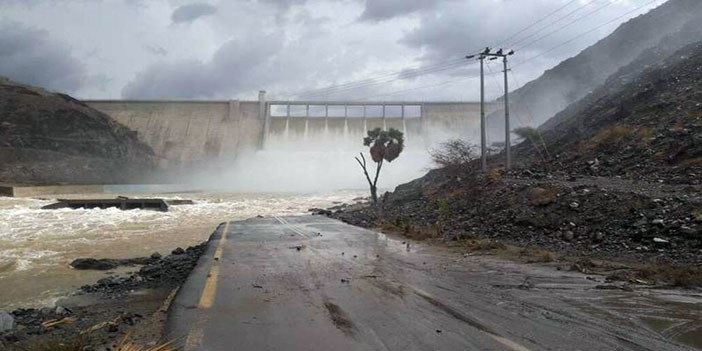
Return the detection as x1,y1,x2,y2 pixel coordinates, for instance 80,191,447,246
0,0,665,101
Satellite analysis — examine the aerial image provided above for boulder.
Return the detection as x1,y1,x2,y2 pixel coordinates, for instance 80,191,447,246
70,258,120,270
562,231,575,242
653,237,670,247
308,208,332,216
592,232,605,243
96,276,124,287
54,306,72,316
529,187,557,206
679,226,699,237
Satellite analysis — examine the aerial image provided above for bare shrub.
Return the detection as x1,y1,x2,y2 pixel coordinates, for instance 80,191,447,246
513,126,551,159
513,126,540,141
430,139,478,171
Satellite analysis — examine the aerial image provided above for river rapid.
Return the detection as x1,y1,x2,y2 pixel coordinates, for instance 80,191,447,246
0,190,364,310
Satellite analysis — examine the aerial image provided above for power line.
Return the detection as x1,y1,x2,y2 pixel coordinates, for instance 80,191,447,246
296,59,470,99
350,78,466,101
473,48,516,170
507,65,551,161
513,0,660,68
296,59,467,96
493,0,580,48
288,0,658,101
351,70,502,101
514,0,615,52
484,60,504,100
350,68,506,102
352,0,658,102
506,0,601,49
480,55,550,163
289,1,595,100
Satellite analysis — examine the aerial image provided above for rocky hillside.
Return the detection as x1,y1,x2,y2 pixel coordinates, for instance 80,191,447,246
516,40,702,184
0,78,157,185
506,0,702,129
331,41,702,272
539,19,702,131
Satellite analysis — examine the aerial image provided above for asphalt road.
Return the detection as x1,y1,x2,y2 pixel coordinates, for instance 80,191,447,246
167,216,702,351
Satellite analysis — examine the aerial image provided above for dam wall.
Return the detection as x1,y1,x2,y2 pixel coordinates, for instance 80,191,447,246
86,94,500,165
86,99,264,167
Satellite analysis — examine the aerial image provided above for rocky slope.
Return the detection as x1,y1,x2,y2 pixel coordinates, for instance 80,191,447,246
331,42,702,273
504,0,702,130
0,78,157,185
516,40,702,184
539,18,702,131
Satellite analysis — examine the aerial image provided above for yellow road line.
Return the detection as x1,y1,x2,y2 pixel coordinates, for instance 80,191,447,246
198,221,229,309
185,222,230,350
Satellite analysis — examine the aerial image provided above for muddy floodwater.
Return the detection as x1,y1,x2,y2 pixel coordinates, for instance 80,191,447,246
0,190,364,310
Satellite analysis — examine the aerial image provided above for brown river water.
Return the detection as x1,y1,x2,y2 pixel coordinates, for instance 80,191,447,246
0,190,364,310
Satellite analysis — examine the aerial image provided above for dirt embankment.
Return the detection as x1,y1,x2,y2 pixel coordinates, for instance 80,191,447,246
0,78,158,185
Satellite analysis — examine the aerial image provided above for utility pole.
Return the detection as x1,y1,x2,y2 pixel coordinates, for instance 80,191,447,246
467,48,514,172
479,55,487,172
503,55,511,170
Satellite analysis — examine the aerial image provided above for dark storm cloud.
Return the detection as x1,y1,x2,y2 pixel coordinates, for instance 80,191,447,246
359,0,446,22
122,33,284,98
171,3,217,23
399,0,628,69
0,22,84,92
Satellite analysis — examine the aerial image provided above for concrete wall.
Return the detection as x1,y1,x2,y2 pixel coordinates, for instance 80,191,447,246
86,98,501,164
422,102,499,146
86,100,264,167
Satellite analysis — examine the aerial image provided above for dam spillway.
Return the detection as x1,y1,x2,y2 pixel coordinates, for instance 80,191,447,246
85,92,500,167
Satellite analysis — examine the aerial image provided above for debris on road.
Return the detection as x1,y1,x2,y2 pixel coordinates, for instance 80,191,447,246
41,317,76,329
518,277,534,290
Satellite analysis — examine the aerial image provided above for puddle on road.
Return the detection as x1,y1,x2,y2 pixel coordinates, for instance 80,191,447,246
578,291,702,349
640,316,680,334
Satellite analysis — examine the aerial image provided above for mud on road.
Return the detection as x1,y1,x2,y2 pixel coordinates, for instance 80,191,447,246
169,216,702,350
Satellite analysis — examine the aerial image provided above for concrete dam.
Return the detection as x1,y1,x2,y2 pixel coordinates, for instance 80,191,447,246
86,92,500,167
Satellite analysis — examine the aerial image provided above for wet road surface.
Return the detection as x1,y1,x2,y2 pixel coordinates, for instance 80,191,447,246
167,216,702,350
